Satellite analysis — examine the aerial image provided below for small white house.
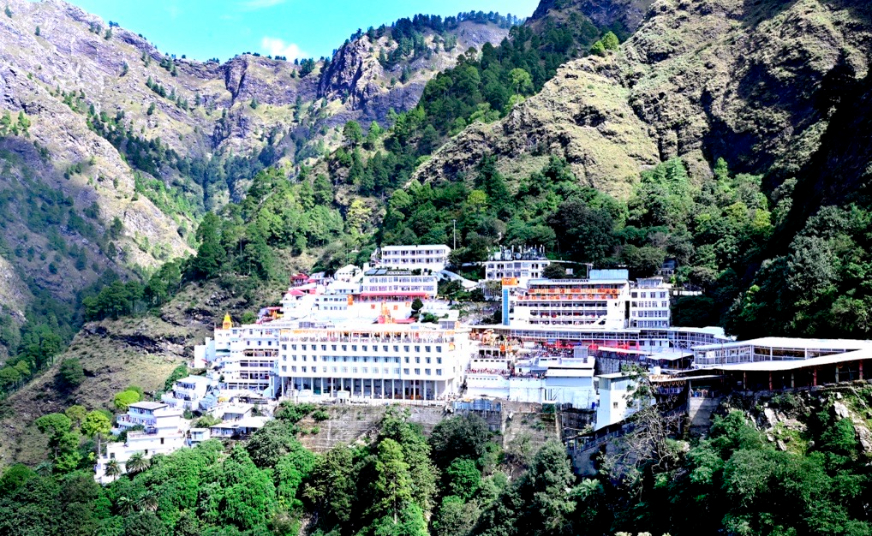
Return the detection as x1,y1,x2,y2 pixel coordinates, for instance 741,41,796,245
188,428,211,447
334,265,362,283
595,373,637,430
95,402,187,482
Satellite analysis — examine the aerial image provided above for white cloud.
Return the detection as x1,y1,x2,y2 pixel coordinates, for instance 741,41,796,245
241,0,286,10
261,37,306,60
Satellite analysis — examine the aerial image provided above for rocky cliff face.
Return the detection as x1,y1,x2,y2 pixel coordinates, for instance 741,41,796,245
318,21,510,125
416,0,872,199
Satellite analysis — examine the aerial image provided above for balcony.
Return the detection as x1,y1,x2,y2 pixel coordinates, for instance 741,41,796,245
117,415,157,427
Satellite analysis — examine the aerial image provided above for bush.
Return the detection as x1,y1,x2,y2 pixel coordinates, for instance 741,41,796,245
312,409,330,422
113,389,141,411
57,359,84,391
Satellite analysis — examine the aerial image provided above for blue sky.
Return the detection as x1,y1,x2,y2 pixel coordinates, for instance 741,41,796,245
71,0,540,62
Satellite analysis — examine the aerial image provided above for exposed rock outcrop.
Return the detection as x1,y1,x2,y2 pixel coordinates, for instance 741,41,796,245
417,0,872,199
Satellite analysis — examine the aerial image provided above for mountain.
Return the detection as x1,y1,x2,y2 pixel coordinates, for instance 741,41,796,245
0,0,511,356
417,0,872,198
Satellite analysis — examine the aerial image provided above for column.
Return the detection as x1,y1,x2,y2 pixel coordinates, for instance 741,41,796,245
835,365,839,383
860,361,864,380
768,372,773,392
813,367,818,387
790,372,794,389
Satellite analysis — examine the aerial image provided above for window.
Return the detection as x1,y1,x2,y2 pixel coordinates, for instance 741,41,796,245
403,368,409,375
425,369,431,375
613,402,619,409
436,369,442,376
437,357,442,364
414,368,420,375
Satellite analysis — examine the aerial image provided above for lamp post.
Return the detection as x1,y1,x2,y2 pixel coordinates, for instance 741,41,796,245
452,219,457,250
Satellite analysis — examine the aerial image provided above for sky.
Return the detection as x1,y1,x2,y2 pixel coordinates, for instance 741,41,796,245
71,0,541,62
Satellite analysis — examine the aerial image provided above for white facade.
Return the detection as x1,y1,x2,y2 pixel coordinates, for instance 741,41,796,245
96,402,187,482
276,324,472,401
361,268,438,299
467,356,596,407
629,277,672,328
334,265,362,282
161,375,214,411
188,428,211,447
379,245,450,272
485,258,551,284
595,373,636,430
512,276,632,329
197,321,282,397
692,337,872,369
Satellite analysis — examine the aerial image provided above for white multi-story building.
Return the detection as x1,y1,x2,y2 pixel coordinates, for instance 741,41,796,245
629,277,672,328
484,246,551,286
276,323,472,402
379,245,451,272
466,345,597,407
197,315,282,397
511,270,633,329
161,375,214,411
361,268,439,300
95,402,187,482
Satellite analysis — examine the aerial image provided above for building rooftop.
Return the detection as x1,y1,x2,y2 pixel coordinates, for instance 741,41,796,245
382,244,450,251
597,372,633,379
177,375,212,385
589,269,629,280
693,337,872,352
128,402,168,410
704,348,872,372
528,278,628,285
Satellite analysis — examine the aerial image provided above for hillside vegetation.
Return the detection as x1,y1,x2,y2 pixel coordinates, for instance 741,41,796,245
2,387,871,535
0,0,512,403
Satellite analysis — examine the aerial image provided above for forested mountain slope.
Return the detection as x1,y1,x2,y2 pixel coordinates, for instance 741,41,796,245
0,0,510,368
418,0,872,197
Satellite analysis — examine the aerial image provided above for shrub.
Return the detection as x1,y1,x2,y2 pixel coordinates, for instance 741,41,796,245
57,359,84,391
